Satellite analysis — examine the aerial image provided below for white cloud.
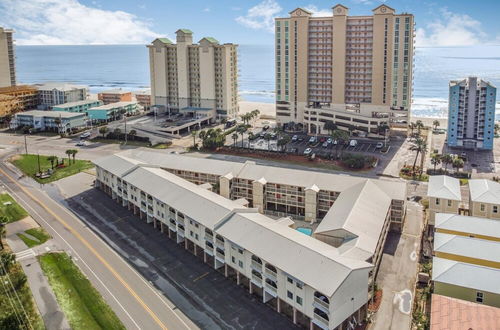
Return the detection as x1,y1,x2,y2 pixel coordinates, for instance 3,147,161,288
304,5,331,17
0,0,160,45
203,7,210,12
416,9,487,47
235,0,282,33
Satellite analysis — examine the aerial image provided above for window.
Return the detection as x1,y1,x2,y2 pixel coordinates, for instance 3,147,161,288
238,260,243,268
231,256,235,263
435,198,440,206
447,200,452,207
296,296,303,305
287,277,293,284
287,291,293,299
296,282,303,289
480,204,485,212
494,206,498,213
238,248,244,254
476,291,484,303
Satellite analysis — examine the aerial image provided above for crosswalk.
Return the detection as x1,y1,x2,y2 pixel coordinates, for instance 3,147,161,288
15,248,35,261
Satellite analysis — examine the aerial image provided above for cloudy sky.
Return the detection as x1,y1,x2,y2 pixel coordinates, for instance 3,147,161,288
0,0,498,47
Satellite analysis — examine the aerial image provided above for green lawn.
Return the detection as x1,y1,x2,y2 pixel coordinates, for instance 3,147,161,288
12,154,94,184
17,228,51,248
39,252,125,330
0,193,28,223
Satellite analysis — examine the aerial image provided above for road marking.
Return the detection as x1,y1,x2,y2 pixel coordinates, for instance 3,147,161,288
0,168,169,330
192,272,209,283
15,248,35,260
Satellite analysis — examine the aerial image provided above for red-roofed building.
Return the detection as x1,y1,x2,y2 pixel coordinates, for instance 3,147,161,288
431,294,500,330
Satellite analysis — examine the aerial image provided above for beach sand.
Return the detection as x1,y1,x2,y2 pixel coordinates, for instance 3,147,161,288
239,101,450,128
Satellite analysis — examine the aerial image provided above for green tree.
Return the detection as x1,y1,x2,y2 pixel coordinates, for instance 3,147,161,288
113,128,122,139
264,133,272,151
190,130,198,148
237,125,247,148
99,126,108,138
0,224,5,250
441,153,453,173
452,157,464,173
430,153,441,172
65,149,72,164
331,129,350,158
495,123,499,136
415,120,424,136
0,251,15,275
410,137,427,176
71,149,78,164
409,122,416,137
378,122,390,136
128,129,137,141
433,120,440,130
323,121,337,135
231,133,238,147
47,155,58,170
277,135,290,152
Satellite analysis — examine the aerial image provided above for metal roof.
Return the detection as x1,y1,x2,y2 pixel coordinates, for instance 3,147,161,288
52,99,102,108
16,110,85,119
88,101,137,110
432,257,500,294
435,213,500,240
434,233,500,264
35,82,87,91
427,175,461,201
469,179,500,204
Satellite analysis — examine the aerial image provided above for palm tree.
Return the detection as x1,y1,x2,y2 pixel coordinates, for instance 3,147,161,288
114,128,122,139
65,149,72,164
264,133,272,151
99,126,108,138
378,122,390,136
0,225,5,250
231,133,238,147
441,153,453,173
415,120,424,136
452,157,464,173
409,122,416,137
331,129,350,158
430,153,441,172
277,135,290,152
495,123,499,136
191,130,198,148
410,137,427,176
323,121,337,135
47,155,58,170
433,120,440,131
128,129,137,141
237,125,247,148
71,149,78,164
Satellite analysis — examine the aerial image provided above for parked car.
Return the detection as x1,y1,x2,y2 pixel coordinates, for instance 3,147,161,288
225,119,237,129
349,139,358,147
303,148,313,155
80,132,91,139
332,139,338,145
376,142,384,149
298,136,304,142
327,137,333,144
291,135,298,142
270,132,277,139
319,137,327,143
322,141,329,148
308,136,317,144
262,125,270,131
76,141,87,147
460,152,467,160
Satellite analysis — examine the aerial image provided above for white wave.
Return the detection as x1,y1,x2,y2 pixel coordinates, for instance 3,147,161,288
411,97,500,118
239,90,275,97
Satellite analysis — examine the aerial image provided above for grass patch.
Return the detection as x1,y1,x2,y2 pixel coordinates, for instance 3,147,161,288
17,228,51,248
90,138,150,147
460,178,469,186
39,252,125,330
12,154,94,184
151,142,171,149
0,251,44,330
0,193,28,223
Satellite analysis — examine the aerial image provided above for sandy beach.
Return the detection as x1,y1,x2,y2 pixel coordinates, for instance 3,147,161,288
239,101,450,128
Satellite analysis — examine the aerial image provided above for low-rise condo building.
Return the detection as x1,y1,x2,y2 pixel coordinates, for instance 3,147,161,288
93,150,407,329
87,101,139,122
0,27,15,88
12,110,86,132
468,179,500,220
0,85,39,111
52,99,103,114
36,82,88,108
432,213,500,308
148,29,238,119
134,89,151,110
427,176,461,226
447,77,496,150
274,4,414,135
98,88,133,104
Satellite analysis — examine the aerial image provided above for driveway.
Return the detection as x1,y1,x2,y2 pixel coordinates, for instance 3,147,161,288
47,177,297,330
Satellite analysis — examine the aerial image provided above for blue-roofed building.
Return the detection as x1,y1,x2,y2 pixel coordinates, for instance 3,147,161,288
52,99,102,113
447,77,496,150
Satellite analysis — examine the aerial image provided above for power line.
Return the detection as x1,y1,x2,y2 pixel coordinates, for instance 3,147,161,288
0,273,24,328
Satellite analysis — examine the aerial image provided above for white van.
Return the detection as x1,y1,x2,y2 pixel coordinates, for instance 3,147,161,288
349,139,358,147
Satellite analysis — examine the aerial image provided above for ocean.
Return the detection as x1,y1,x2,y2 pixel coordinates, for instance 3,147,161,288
15,44,500,119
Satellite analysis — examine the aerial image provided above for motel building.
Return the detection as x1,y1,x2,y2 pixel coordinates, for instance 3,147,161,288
93,150,408,330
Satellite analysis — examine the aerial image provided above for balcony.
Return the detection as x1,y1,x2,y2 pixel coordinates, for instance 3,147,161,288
204,231,213,242
264,264,278,281
314,296,330,311
264,278,278,296
215,247,225,261
313,310,329,328
251,259,262,272
215,235,225,248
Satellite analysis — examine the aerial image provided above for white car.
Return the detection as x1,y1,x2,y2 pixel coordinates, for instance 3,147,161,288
349,139,358,147
326,137,333,144
76,141,87,147
303,148,312,155
376,142,384,149
80,132,91,139
308,136,317,144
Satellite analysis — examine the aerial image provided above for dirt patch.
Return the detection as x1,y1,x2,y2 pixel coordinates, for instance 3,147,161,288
368,290,383,313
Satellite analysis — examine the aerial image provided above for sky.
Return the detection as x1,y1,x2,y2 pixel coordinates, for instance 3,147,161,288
0,0,499,47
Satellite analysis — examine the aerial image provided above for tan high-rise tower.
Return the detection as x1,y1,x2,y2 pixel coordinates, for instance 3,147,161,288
275,4,414,135
0,27,16,88
148,29,239,119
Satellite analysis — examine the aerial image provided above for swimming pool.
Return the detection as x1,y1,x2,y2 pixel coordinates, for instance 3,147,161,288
296,227,312,236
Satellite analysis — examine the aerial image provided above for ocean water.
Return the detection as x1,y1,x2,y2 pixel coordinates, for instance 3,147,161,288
15,44,500,119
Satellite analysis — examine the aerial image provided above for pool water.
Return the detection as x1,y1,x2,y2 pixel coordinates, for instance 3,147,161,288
296,227,312,236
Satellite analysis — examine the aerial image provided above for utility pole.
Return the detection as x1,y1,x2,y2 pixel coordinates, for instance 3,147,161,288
37,152,41,174
24,135,28,155
124,114,127,145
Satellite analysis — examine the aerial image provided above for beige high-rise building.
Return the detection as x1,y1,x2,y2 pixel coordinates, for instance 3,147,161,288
275,4,414,135
0,27,16,88
148,29,239,120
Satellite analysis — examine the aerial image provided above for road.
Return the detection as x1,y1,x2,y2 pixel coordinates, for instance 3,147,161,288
0,148,197,330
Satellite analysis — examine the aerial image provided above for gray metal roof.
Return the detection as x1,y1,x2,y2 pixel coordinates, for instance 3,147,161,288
52,99,101,108
469,179,500,204
434,233,500,263
216,212,371,296
427,175,461,201
432,257,500,294
435,213,500,239
16,110,85,119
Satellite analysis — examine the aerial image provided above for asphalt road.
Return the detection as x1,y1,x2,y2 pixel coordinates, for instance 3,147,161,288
0,151,196,330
